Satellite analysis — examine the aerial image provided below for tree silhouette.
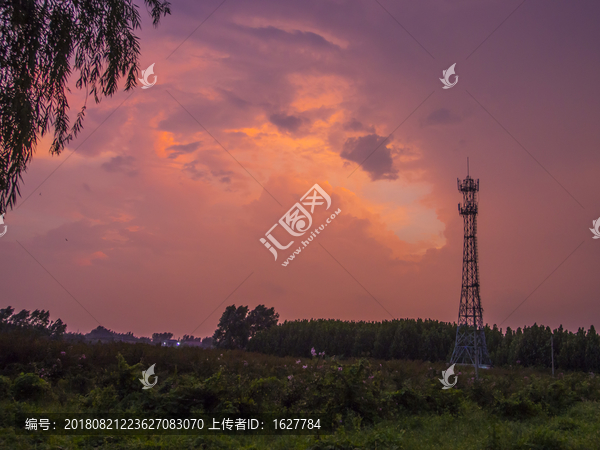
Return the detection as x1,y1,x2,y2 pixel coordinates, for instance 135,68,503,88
213,305,250,350
0,306,66,337
0,0,171,212
247,304,279,339
213,304,280,350
182,334,202,342
152,332,173,343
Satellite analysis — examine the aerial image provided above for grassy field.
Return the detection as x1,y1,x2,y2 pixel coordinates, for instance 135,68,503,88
1,333,599,449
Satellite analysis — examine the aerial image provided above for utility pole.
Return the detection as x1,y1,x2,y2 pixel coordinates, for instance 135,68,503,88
474,326,479,380
551,335,554,377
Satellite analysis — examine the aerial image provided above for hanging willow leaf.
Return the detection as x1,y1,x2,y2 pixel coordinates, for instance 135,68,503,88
0,0,171,212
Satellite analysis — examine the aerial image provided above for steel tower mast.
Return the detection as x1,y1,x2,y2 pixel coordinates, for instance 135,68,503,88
450,159,491,370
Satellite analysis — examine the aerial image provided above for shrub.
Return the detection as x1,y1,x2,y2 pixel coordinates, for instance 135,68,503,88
423,382,464,416
516,426,567,450
551,417,578,432
467,379,496,408
494,392,542,419
82,385,120,411
389,387,426,414
0,375,10,399
68,372,93,395
12,373,50,401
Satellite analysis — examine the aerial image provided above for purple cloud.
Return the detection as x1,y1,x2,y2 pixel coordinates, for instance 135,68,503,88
269,113,305,133
421,108,462,127
166,141,202,159
101,156,137,176
341,134,398,181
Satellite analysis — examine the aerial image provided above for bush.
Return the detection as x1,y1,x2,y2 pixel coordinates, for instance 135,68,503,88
0,376,10,399
467,379,496,408
494,393,542,419
12,373,50,401
516,426,567,450
527,378,579,415
82,386,120,411
389,385,432,416
423,383,464,416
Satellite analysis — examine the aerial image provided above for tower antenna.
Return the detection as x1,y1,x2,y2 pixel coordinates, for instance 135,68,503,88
467,157,469,176
451,165,491,375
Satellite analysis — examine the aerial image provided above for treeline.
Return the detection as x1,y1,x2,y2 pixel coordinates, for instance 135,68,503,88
0,307,215,346
247,319,600,372
0,307,66,338
4,303,600,372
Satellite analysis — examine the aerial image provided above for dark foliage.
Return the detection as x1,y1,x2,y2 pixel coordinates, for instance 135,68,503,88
248,318,600,371
0,327,599,422
152,332,173,343
213,304,279,350
0,306,66,337
213,305,250,350
0,0,170,212
247,304,279,339
1,308,600,449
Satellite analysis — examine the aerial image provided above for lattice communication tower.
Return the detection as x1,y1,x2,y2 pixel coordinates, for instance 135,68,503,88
450,161,491,368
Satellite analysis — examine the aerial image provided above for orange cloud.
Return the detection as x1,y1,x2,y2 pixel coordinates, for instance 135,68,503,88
77,251,108,266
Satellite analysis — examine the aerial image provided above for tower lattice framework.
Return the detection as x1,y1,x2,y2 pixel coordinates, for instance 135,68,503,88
450,167,491,367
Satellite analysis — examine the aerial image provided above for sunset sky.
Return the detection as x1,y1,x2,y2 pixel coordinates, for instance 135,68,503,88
1,0,599,339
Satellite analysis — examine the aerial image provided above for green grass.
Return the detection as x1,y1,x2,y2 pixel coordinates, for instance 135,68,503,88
1,332,600,449
1,403,600,449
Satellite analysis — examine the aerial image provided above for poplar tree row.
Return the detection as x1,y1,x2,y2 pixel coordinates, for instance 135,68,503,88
246,318,600,371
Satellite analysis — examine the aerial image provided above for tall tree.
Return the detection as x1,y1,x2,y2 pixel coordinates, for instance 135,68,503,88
182,334,202,342
213,305,280,350
585,325,600,371
0,306,66,336
152,332,173,343
213,305,250,350
247,304,279,339
0,0,171,212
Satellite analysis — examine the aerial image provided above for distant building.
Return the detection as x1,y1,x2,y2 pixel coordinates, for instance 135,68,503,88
85,326,116,343
84,326,150,344
181,337,213,349
162,339,181,347
82,327,212,348
181,340,203,347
